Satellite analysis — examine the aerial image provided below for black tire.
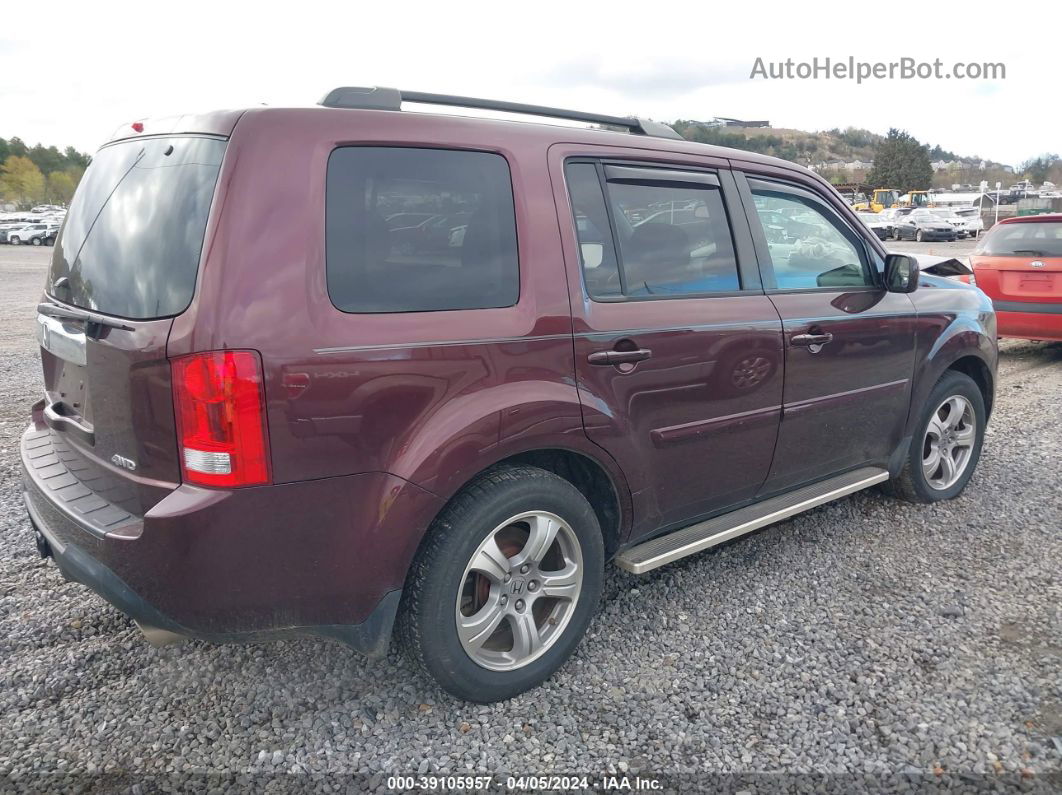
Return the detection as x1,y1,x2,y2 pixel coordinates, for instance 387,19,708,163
31,237,42,246
398,464,604,702
915,230,924,242
884,371,985,503
9,237,19,246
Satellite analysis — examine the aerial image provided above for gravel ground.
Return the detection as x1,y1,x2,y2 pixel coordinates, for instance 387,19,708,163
0,245,1060,792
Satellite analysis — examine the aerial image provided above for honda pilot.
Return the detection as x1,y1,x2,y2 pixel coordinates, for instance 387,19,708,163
22,87,997,702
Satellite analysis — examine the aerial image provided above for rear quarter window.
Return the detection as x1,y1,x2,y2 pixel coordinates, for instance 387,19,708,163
326,147,519,313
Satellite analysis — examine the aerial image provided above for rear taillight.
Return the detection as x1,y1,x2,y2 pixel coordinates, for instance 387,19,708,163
171,351,271,488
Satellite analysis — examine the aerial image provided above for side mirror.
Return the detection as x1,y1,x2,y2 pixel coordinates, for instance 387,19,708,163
884,253,919,293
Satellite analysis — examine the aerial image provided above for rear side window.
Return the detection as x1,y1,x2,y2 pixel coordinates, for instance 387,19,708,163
326,147,519,313
48,136,225,319
566,162,740,299
976,221,1062,257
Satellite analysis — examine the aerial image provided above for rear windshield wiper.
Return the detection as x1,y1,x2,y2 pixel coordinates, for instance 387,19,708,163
37,301,135,331
1009,249,1047,256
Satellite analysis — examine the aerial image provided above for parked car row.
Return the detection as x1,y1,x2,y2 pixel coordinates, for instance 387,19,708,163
853,205,984,242
0,208,65,245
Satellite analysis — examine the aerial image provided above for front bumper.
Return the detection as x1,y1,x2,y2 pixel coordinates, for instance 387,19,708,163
20,425,440,655
920,230,957,241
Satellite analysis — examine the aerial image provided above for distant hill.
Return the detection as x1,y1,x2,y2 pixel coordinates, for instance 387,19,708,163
668,121,1014,188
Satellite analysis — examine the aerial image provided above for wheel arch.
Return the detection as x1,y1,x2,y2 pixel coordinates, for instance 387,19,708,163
945,354,994,419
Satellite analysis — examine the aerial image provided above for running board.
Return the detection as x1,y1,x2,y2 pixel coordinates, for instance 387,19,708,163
615,467,889,574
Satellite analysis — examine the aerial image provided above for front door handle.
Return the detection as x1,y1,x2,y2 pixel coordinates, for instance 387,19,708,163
587,348,653,366
790,332,834,347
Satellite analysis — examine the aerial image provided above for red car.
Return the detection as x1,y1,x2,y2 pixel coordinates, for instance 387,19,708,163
969,214,1062,341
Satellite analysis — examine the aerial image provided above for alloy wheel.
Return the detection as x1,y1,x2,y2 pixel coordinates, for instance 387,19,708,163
455,511,583,671
922,395,976,490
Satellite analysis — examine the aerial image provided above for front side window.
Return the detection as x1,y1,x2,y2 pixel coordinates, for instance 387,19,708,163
750,181,875,289
326,147,519,313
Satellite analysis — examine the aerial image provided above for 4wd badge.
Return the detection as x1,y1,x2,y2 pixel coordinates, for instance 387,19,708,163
111,454,137,472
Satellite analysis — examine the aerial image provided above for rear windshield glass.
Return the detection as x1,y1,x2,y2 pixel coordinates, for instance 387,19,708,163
326,147,519,313
48,136,225,319
977,221,1062,257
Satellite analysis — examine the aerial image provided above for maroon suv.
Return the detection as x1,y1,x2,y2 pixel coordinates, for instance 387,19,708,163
22,88,996,702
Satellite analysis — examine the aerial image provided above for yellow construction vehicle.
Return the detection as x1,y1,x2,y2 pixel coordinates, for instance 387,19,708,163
901,190,931,208
853,188,900,213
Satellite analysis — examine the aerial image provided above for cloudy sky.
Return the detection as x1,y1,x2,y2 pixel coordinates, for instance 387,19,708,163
2,1,1058,166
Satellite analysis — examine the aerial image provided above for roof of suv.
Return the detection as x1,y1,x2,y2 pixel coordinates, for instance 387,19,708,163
104,92,815,181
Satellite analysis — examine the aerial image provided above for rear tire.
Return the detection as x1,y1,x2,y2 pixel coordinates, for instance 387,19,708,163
885,371,985,503
9,237,19,246
398,465,604,702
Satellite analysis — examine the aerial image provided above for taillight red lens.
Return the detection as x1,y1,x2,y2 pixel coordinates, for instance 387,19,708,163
171,351,271,488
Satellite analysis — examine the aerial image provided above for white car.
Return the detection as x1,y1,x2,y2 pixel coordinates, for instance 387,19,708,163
928,208,972,238
855,211,890,240
5,222,59,246
951,207,984,238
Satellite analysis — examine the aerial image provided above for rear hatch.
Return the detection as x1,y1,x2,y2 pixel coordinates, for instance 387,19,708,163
32,135,226,523
971,218,1062,305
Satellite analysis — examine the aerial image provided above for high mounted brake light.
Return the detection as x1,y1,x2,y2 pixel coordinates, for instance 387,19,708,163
171,351,271,488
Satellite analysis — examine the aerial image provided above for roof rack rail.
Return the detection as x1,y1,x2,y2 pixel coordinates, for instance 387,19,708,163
318,86,683,141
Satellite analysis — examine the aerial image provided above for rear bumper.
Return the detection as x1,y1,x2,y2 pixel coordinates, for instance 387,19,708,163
20,425,441,655
994,305,1062,341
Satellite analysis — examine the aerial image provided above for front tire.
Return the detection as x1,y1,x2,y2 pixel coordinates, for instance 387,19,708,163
915,230,924,242
399,465,604,702
885,371,985,503
31,237,42,246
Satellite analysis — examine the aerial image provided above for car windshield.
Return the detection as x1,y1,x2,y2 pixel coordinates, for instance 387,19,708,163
976,221,1062,257
911,211,935,221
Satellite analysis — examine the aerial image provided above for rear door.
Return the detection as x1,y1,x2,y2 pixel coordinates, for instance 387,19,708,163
33,135,226,521
737,172,917,493
552,148,784,534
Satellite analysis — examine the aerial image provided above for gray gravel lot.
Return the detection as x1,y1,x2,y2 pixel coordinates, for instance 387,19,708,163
0,244,1060,791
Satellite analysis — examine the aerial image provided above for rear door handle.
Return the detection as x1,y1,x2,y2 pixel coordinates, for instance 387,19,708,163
790,332,834,347
587,348,653,365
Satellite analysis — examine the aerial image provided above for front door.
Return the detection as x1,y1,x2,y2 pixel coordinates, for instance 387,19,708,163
739,173,917,493
553,152,784,534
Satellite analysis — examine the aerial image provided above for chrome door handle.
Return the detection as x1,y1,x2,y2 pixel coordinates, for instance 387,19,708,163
587,348,653,366
790,332,834,347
